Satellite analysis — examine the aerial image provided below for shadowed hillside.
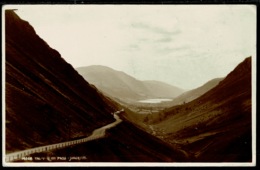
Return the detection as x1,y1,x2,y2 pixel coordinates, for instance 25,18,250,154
125,57,252,162
5,10,117,153
27,118,188,162
6,9,252,163
5,10,188,162
76,65,184,103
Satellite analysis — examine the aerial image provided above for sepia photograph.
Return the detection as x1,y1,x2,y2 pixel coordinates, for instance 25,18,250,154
2,5,256,166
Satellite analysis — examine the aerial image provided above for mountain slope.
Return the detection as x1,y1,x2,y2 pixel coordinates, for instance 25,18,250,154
143,80,186,99
76,65,184,102
127,57,252,162
5,10,117,153
5,10,188,162
170,77,224,106
29,118,188,162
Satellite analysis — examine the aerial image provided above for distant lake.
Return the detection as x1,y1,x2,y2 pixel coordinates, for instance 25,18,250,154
138,99,172,103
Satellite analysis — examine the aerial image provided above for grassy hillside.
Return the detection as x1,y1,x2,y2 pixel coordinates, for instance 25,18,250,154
5,10,188,162
5,10,117,153
125,57,252,162
25,117,188,162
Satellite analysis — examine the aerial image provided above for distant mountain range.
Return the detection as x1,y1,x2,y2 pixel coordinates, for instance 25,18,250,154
76,65,185,103
170,77,224,106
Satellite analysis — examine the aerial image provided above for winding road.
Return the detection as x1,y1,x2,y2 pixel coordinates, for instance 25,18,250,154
5,111,123,162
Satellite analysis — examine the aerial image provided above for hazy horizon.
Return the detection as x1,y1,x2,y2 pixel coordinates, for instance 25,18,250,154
7,5,256,89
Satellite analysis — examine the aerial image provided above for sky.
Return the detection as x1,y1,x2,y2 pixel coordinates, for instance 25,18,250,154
7,5,256,90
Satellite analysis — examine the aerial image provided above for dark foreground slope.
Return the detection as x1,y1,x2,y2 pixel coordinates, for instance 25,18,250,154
127,57,252,162
5,10,116,153
5,10,187,162
28,118,187,162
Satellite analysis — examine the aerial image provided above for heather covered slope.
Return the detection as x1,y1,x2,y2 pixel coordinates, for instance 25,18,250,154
5,10,117,153
76,65,184,102
125,57,252,162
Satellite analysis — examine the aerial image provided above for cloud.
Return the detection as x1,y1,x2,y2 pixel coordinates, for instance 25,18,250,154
158,45,191,55
156,37,173,43
124,44,140,52
131,22,181,36
126,22,182,55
